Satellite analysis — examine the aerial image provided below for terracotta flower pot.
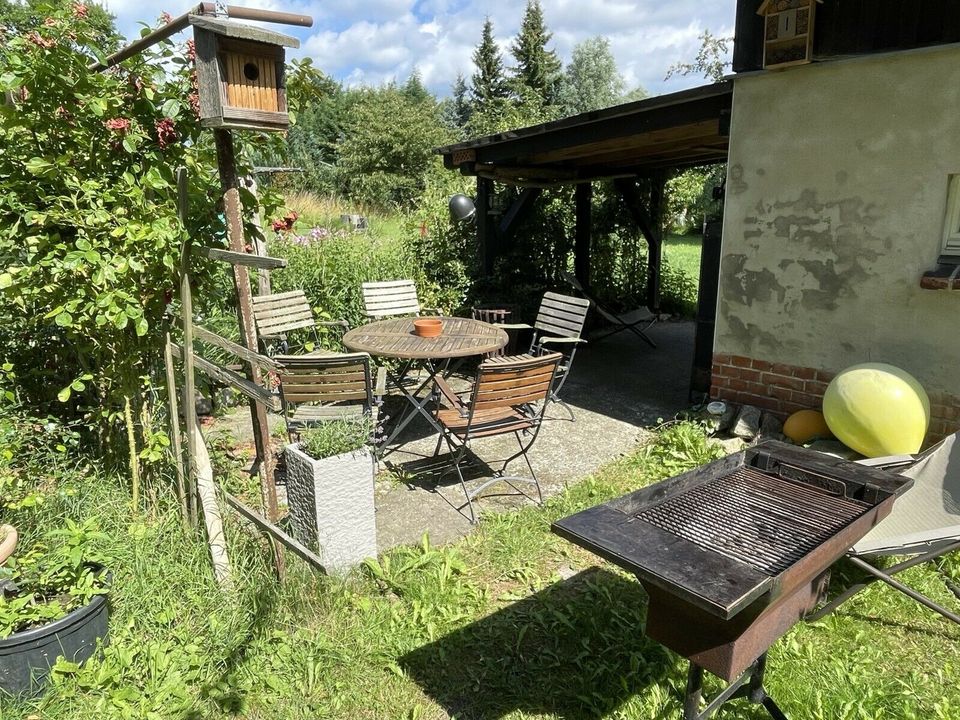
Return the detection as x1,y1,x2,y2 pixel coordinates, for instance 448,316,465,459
413,318,442,337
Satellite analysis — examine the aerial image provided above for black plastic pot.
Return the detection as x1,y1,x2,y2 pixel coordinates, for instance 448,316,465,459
0,568,110,698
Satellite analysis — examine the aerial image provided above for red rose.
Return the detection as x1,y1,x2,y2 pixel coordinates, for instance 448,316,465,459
105,117,131,134
72,3,88,17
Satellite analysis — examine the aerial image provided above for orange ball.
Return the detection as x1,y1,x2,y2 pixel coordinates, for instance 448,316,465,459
783,409,833,444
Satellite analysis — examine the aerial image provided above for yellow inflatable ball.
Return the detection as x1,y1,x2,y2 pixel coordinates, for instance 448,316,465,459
783,409,833,444
822,363,929,457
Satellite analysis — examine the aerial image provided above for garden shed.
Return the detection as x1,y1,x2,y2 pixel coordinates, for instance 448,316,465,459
713,0,960,442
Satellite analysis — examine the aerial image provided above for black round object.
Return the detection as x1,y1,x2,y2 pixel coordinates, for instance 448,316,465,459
448,194,476,223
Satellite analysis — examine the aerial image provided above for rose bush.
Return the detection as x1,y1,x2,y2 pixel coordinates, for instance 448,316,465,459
0,4,280,475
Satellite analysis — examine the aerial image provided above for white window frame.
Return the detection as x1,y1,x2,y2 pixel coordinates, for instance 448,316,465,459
942,174,960,256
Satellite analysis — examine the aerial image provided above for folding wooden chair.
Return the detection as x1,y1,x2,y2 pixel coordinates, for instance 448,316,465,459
361,279,436,319
275,352,387,443
251,289,348,357
808,431,960,626
563,271,657,349
434,352,562,524
497,292,590,421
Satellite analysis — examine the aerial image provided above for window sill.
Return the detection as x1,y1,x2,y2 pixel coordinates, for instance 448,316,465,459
920,264,960,290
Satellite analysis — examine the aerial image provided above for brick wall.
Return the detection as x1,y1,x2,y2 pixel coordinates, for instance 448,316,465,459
711,353,959,443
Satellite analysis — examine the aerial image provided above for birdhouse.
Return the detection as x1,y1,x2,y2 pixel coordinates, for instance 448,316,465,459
757,0,822,70
189,15,299,131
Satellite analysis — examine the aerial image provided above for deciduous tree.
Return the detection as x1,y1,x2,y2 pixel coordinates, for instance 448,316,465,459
559,37,625,115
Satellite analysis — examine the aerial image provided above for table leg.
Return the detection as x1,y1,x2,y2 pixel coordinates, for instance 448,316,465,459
378,362,447,455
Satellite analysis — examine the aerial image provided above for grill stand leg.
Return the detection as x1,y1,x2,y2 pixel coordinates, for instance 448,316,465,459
682,654,787,720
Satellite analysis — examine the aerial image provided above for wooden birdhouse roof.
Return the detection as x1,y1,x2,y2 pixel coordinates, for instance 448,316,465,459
188,15,300,49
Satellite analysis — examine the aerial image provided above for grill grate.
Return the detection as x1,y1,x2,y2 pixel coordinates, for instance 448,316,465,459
635,467,870,576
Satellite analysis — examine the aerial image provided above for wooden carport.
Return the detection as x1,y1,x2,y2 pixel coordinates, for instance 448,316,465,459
436,81,733,316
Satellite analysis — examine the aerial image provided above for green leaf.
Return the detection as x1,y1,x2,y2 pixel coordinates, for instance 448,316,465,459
55,311,73,327
0,273,11,289
25,157,52,175
57,387,71,402
122,135,137,153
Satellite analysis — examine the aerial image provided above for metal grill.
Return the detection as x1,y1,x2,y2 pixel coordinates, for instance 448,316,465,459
636,467,871,575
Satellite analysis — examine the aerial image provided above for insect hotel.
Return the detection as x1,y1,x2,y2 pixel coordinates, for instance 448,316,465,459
190,15,298,131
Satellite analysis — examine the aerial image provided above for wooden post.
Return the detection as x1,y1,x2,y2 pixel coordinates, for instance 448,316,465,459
574,182,593,287
244,175,272,296
648,170,666,314
213,129,279,524
178,169,199,527
163,333,190,530
476,177,495,276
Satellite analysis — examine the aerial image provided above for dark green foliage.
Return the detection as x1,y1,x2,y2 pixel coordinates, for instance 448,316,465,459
439,73,472,137
402,67,431,104
470,18,510,118
336,86,451,209
510,0,562,108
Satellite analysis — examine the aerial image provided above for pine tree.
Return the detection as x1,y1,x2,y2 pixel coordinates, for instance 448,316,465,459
451,73,472,127
470,18,509,114
402,67,431,104
510,0,561,106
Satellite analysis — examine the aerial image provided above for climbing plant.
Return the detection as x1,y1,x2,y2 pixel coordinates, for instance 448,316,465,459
0,4,279,474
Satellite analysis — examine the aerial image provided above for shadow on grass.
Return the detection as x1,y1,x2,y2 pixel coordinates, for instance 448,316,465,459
400,568,677,719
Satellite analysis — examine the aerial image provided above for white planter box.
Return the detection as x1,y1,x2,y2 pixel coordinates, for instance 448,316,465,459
284,443,377,574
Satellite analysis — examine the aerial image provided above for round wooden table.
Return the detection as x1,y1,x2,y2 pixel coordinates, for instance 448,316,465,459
342,317,508,452
342,316,508,360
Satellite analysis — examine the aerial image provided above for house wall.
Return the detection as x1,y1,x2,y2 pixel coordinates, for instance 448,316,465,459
716,46,960,440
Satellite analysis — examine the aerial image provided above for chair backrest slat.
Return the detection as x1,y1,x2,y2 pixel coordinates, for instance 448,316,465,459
362,280,421,318
534,292,589,339
252,290,316,337
470,353,561,412
276,353,373,408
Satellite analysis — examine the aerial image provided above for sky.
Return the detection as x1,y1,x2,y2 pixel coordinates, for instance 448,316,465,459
102,0,737,98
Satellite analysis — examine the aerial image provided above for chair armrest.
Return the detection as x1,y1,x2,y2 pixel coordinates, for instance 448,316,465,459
540,336,586,345
433,375,463,409
318,319,350,329
374,366,387,398
496,323,533,330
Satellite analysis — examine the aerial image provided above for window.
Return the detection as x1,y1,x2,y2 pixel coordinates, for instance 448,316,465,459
942,174,960,258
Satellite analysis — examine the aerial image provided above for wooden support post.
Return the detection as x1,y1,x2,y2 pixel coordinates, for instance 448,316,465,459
163,334,190,530
498,187,541,250
648,170,666,315
615,177,663,314
178,169,198,527
476,177,496,276
244,176,272,296
213,130,279,525
574,182,593,287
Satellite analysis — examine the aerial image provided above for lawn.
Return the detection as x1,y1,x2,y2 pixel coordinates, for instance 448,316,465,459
664,232,703,282
8,423,960,719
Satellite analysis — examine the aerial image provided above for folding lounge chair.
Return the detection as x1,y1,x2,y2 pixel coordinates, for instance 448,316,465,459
562,271,657,349
808,431,960,625
274,352,387,444
251,289,348,357
434,352,562,524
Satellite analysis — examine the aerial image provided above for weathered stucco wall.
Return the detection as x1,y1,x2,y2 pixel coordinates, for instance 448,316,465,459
719,47,960,398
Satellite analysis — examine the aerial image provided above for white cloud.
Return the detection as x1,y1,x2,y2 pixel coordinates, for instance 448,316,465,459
101,0,736,96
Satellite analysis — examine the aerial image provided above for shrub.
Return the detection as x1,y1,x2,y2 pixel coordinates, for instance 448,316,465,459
0,5,279,472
